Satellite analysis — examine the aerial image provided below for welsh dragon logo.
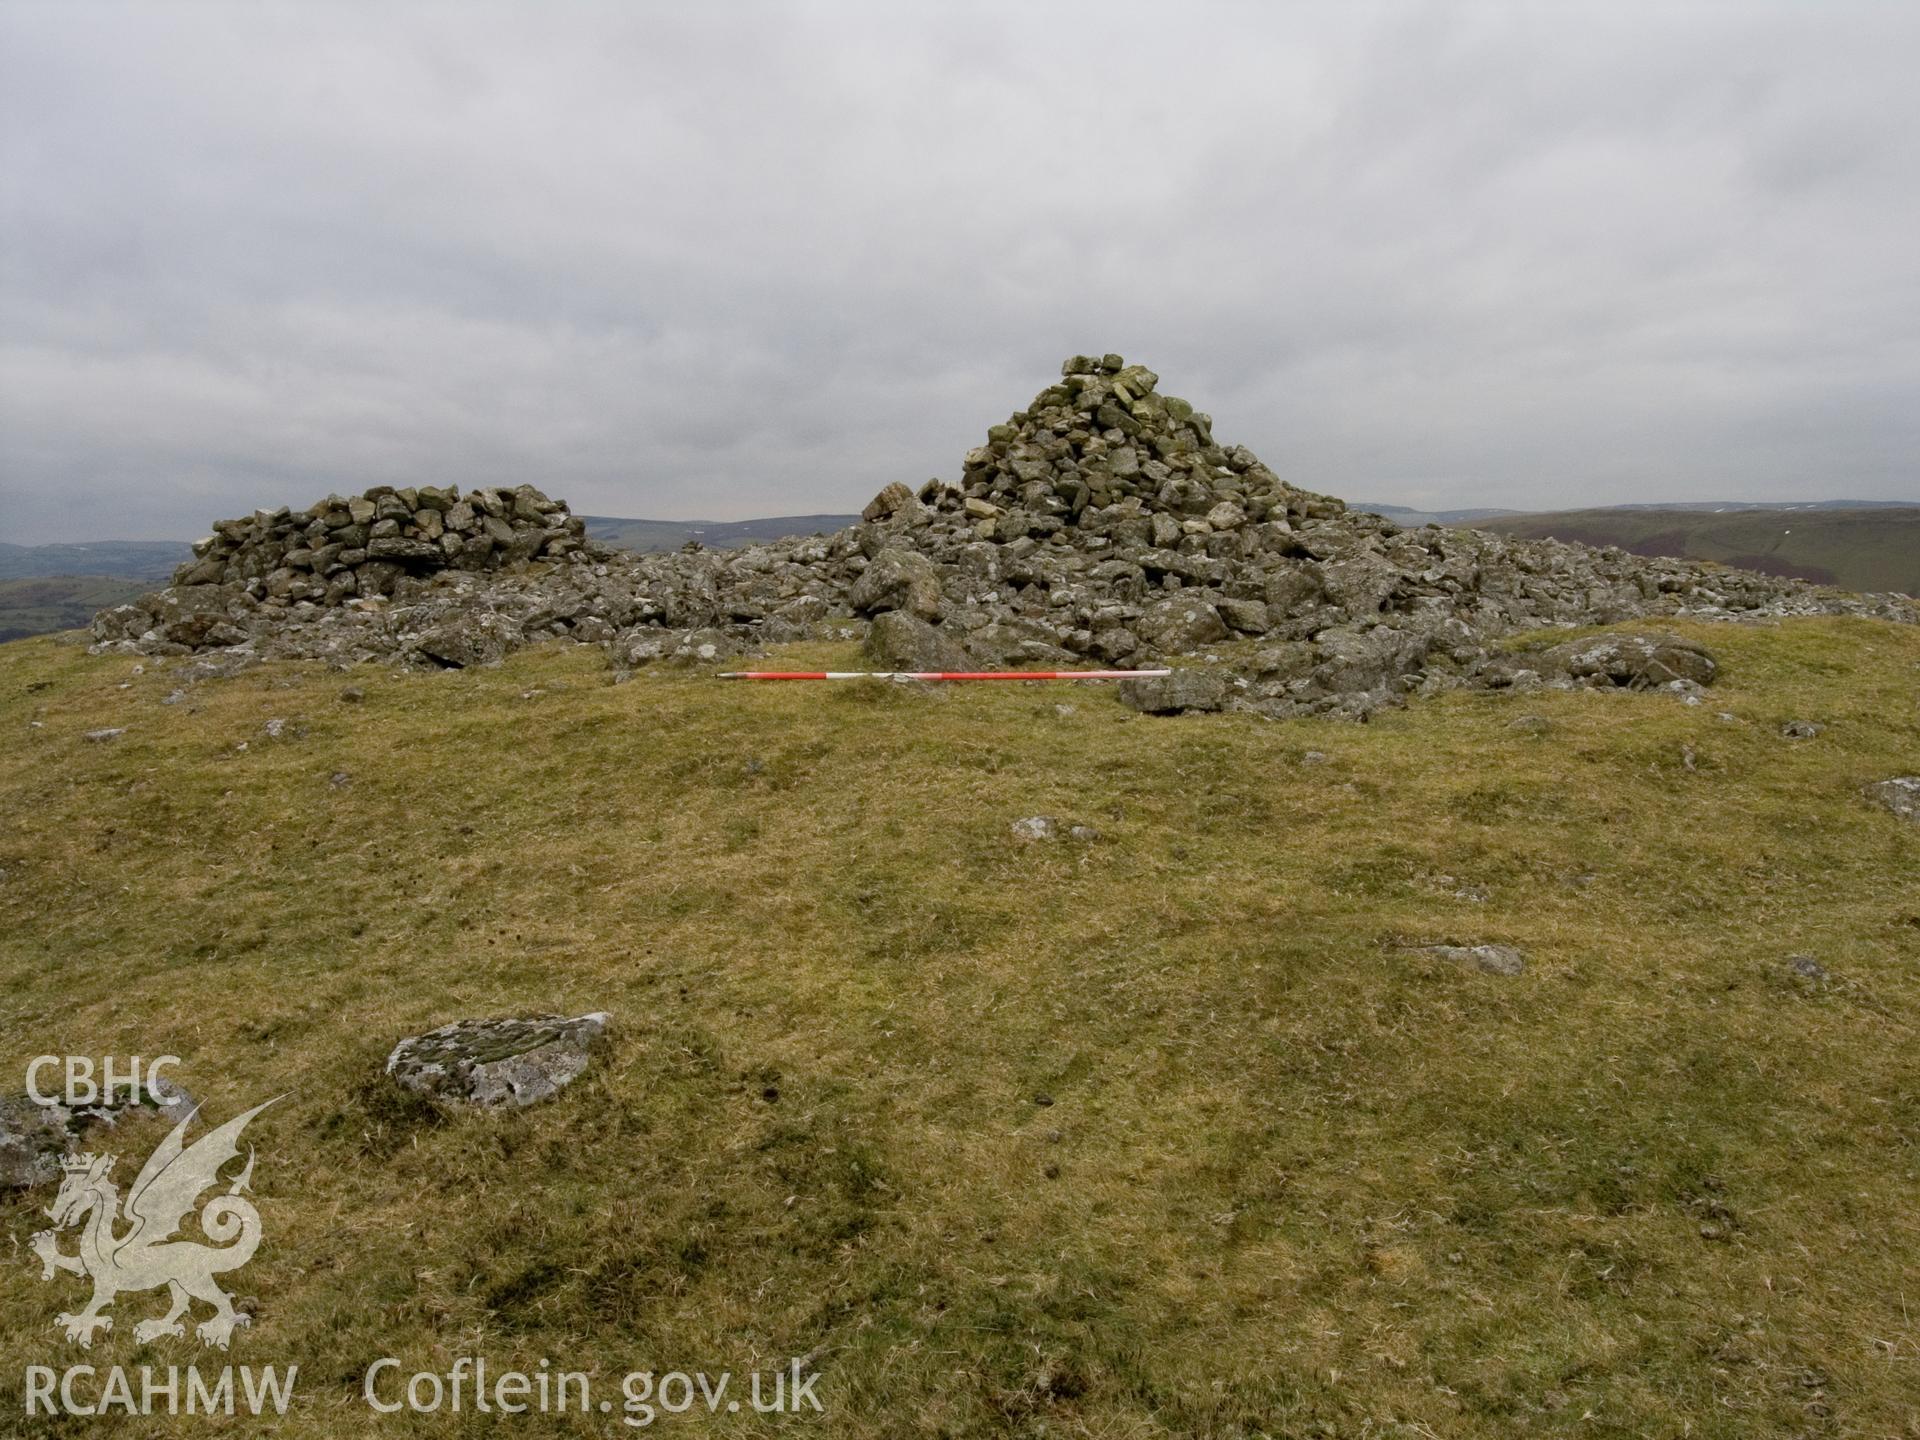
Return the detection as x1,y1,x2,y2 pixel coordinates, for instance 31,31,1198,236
29,1099,279,1349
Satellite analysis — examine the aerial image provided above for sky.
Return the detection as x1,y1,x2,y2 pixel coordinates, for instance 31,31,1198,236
2,2,1917,544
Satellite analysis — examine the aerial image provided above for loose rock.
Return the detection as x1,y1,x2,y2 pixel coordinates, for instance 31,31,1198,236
386,1012,611,1109
1,1078,197,1190
863,611,972,672
1116,669,1229,715
0,1096,71,1190
1863,776,1920,823
1533,632,1718,690
1412,944,1527,976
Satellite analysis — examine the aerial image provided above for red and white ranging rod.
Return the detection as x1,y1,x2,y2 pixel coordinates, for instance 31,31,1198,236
717,669,1171,682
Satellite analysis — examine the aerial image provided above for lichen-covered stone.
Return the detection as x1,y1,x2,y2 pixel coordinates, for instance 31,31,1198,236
1,1078,198,1190
1535,632,1719,689
862,611,972,672
386,1012,610,1109
849,549,942,621
1117,669,1229,714
1412,944,1527,976
1864,776,1920,823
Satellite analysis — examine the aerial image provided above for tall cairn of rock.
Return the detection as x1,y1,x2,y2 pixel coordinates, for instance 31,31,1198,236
953,352,1341,541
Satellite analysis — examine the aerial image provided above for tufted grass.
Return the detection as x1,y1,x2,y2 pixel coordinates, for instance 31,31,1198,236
0,615,1916,1436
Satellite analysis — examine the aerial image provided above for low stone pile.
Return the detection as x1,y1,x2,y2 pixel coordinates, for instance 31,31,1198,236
92,355,1917,717
178,482,589,600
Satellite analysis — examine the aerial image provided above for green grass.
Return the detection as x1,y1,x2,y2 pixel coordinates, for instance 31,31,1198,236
1,618,1917,1436
1480,506,1920,596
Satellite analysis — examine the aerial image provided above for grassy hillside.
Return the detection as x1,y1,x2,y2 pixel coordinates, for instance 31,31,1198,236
1479,507,1920,596
584,514,860,552
0,575,147,644
1,620,1917,1436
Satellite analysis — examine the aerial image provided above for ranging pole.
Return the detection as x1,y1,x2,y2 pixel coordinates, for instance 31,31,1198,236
717,670,1171,682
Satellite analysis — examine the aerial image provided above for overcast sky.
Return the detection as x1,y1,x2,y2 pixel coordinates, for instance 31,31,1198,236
2,2,1916,543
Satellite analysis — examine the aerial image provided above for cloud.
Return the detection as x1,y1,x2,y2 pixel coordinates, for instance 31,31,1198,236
2,0,1916,541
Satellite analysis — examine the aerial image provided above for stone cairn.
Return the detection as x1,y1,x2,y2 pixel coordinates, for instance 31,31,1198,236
952,351,1339,540
172,483,589,604
93,356,1916,716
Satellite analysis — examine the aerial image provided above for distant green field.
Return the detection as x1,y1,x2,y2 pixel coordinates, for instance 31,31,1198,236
583,513,858,551
0,575,146,643
1480,507,1920,596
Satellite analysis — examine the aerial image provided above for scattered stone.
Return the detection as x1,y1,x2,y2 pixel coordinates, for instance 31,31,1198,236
1533,632,1718,690
1863,777,1920,823
328,771,352,789
0,1096,70,1190
1301,750,1330,766
1116,669,1228,715
161,688,187,706
385,1012,611,1109
1,1079,197,1191
995,815,1096,844
81,728,126,743
1780,720,1821,740
1412,944,1527,976
338,686,365,704
1786,955,1828,981
1508,715,1550,735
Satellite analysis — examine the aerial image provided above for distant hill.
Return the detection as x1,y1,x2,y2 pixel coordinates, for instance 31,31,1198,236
1352,498,1916,529
583,514,859,552
0,539,190,582
0,575,148,643
1476,506,1920,596
1354,503,1525,527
